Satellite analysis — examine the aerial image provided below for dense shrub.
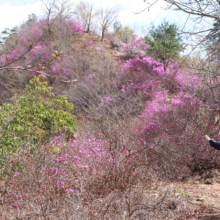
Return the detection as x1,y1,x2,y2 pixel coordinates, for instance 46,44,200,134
0,137,178,219
0,76,77,165
136,90,220,179
0,17,85,103
119,37,151,58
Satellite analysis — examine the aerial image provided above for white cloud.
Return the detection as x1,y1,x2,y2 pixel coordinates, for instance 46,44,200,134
73,0,168,35
0,1,43,33
0,0,170,35
80,0,167,25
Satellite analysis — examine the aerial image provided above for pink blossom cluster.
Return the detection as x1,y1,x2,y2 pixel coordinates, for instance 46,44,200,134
86,39,96,47
65,20,85,32
119,37,151,58
123,56,165,75
0,18,85,77
19,22,44,45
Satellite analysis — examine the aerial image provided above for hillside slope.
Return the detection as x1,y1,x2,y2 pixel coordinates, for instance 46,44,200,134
0,19,220,219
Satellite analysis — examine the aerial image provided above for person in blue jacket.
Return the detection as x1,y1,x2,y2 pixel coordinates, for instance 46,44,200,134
205,135,220,150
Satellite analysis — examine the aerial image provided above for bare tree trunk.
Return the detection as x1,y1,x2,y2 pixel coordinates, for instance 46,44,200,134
101,29,105,41
98,7,118,42
86,24,90,33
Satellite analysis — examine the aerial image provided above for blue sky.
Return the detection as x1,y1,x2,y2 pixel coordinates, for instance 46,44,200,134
0,0,188,35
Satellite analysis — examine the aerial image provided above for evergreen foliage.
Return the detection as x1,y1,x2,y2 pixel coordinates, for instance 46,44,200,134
144,21,185,70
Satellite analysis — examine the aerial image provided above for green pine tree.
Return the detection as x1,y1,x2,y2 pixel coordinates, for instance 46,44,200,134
145,21,185,70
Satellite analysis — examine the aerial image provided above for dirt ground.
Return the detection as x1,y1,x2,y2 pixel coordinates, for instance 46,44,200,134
154,172,220,219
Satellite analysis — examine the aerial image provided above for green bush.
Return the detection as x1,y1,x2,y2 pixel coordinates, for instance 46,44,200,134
0,75,77,162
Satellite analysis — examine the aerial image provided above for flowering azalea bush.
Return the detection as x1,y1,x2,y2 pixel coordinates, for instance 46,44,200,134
135,90,220,179
119,37,151,58
0,135,177,219
1,9,220,219
0,18,85,103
